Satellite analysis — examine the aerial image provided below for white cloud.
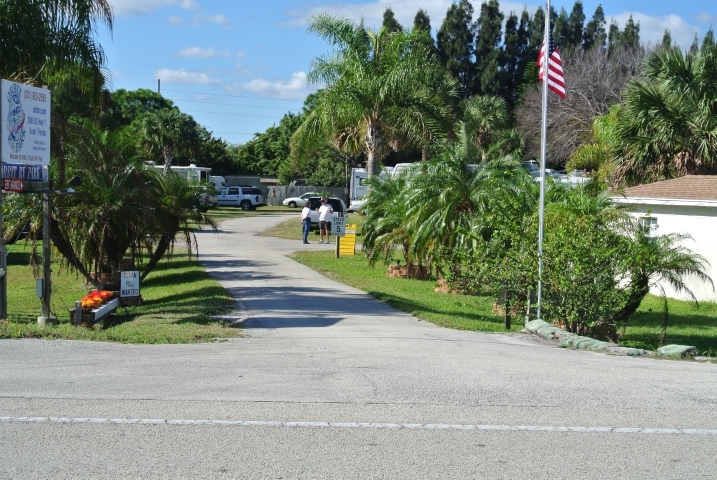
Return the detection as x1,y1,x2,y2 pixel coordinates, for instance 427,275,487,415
154,68,221,85
176,47,227,58
227,72,316,99
694,12,717,25
608,12,700,49
236,50,247,59
111,0,198,17
192,13,228,26
285,0,539,30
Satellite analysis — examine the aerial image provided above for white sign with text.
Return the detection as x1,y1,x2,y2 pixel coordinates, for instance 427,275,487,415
331,215,346,237
120,271,140,297
1,80,51,166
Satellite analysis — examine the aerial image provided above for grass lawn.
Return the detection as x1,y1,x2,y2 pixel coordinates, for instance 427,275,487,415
276,219,717,355
206,205,294,223
261,213,365,242
0,245,240,343
288,250,521,333
622,296,717,355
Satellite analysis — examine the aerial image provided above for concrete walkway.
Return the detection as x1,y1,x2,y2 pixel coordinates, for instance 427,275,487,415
0,214,715,479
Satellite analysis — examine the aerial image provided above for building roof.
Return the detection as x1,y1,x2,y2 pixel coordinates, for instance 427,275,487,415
619,175,717,202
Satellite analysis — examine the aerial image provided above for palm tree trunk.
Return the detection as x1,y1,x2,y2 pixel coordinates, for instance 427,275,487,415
49,216,100,288
161,144,175,176
141,233,173,281
365,122,382,176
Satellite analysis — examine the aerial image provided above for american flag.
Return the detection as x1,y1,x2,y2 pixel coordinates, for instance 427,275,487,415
538,32,565,99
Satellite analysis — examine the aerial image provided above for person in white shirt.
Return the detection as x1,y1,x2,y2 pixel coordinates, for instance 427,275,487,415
300,200,312,244
317,197,334,244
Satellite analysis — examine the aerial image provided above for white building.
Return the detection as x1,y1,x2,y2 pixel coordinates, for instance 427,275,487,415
612,175,717,303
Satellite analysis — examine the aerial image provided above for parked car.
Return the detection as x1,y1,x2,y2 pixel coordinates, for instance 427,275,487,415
348,197,366,213
217,186,265,209
283,192,320,208
307,196,346,230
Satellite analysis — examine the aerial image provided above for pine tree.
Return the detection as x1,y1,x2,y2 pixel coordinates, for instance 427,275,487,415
500,12,521,107
413,9,431,33
583,4,607,50
566,1,585,51
661,29,672,49
530,6,545,56
553,7,570,51
608,16,640,54
474,0,504,96
702,28,715,51
437,0,476,97
382,7,403,33
413,9,437,56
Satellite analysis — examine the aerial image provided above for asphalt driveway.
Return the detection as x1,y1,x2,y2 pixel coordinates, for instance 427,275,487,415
0,214,715,479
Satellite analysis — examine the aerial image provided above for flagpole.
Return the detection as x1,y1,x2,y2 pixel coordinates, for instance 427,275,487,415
536,0,551,320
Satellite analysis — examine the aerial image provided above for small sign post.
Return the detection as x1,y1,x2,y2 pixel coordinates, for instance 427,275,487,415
120,271,141,305
331,215,346,237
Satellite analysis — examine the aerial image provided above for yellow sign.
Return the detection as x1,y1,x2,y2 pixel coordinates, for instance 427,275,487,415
338,224,357,256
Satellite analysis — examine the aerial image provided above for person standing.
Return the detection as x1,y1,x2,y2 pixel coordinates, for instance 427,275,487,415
318,197,334,244
300,200,312,244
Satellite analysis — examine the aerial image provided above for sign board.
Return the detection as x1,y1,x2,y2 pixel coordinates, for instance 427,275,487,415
1,162,48,181
3,178,23,192
1,80,51,166
338,224,357,256
331,215,346,237
120,271,140,297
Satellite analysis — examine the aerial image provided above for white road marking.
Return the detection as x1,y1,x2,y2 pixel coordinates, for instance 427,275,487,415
1,416,715,435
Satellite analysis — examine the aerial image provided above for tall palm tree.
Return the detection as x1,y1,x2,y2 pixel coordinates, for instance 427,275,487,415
139,171,217,281
291,14,459,176
0,0,112,97
361,169,415,268
406,124,536,265
462,95,509,163
613,43,717,184
52,124,155,287
137,109,200,175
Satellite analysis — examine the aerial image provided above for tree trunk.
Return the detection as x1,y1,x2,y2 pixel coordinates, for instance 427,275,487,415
141,233,174,281
161,144,175,176
609,274,650,324
49,216,99,288
365,121,382,176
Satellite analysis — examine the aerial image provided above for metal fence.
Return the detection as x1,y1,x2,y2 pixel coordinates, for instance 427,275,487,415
261,186,347,207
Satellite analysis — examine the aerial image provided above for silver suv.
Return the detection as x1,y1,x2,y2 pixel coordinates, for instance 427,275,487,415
217,186,265,210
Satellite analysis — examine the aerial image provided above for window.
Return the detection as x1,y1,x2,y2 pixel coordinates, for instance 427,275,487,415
639,217,658,237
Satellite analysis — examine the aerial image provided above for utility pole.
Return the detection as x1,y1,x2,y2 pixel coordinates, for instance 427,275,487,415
38,192,56,325
0,191,7,320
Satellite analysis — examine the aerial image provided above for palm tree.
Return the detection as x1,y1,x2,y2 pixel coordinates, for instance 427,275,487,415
361,167,420,271
291,14,459,176
462,95,510,163
0,0,112,97
139,171,217,281
613,43,717,185
52,124,155,287
406,124,536,266
137,109,200,175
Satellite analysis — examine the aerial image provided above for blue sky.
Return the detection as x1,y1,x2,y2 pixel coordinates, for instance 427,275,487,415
99,0,716,146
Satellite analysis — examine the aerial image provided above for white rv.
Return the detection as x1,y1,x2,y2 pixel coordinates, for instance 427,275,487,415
348,168,369,212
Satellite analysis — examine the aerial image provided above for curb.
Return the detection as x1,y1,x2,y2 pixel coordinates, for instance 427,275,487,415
523,320,700,359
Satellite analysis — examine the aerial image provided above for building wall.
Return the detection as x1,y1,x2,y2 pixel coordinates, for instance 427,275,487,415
629,204,717,303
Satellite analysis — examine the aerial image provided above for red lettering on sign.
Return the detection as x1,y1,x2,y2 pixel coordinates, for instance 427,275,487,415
3,178,24,192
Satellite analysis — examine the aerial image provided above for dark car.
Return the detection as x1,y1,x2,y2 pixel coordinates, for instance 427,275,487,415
307,196,346,230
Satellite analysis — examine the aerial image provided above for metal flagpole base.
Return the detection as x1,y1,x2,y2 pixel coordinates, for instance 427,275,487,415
37,315,58,326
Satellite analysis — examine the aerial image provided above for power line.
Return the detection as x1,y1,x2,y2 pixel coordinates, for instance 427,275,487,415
162,88,305,103
170,98,299,111
182,109,286,119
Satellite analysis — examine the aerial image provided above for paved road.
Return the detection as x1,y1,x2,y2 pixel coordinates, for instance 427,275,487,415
1,214,715,479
